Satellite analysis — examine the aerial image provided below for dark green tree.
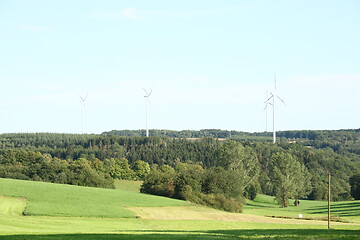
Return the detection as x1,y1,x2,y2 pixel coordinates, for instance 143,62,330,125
174,163,204,199
216,140,260,193
350,173,360,200
271,152,311,207
133,160,150,180
140,165,176,197
202,166,243,199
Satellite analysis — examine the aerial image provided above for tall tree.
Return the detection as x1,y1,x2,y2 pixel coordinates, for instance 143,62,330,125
350,173,360,200
271,152,311,207
216,140,260,193
132,160,150,180
293,164,312,206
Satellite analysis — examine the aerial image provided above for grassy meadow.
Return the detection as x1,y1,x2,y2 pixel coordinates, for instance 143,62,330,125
0,178,187,218
244,194,360,224
1,178,360,239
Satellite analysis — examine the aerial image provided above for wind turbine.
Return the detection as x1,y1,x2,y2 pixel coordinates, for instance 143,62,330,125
264,89,272,132
79,93,88,134
143,88,152,137
266,74,285,144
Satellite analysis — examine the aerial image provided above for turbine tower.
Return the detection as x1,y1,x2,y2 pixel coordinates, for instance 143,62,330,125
266,74,285,144
264,89,272,132
143,88,152,137
79,93,88,134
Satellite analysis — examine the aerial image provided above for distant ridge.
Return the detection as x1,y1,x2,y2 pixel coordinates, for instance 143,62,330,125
102,128,360,141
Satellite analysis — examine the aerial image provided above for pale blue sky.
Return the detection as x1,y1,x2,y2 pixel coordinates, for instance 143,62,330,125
0,0,359,134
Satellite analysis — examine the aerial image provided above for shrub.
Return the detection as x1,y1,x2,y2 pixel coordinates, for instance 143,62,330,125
140,165,176,197
185,191,243,213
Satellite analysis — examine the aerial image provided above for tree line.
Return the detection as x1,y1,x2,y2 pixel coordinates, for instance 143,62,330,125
0,148,150,189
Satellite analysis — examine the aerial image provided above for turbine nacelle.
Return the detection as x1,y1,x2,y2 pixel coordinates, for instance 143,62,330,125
143,88,153,98
79,93,88,103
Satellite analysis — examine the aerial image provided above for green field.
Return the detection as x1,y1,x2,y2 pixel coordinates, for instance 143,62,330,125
244,194,360,224
0,178,187,218
1,178,360,239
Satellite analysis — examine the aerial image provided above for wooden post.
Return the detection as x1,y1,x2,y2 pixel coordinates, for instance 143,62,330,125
328,172,331,229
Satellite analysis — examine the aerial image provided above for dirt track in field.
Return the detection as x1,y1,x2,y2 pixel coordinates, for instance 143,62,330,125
127,206,354,225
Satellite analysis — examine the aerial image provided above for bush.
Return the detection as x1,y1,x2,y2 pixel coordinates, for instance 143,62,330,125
140,165,176,197
350,174,360,200
244,183,260,200
185,191,243,213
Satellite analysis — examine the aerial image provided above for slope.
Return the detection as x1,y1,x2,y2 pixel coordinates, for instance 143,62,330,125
0,178,188,218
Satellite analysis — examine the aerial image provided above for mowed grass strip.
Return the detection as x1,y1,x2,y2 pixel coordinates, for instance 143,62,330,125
0,196,26,216
0,178,188,218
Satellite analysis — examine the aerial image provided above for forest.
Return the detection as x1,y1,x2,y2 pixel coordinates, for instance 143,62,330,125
0,129,360,211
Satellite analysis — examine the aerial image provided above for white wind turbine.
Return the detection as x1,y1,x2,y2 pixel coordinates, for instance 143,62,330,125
143,88,153,137
264,89,272,132
266,74,285,144
79,93,88,134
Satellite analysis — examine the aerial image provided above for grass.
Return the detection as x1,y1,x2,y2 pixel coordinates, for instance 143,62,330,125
0,196,26,216
0,178,188,218
0,216,359,239
114,180,142,192
244,194,360,224
1,179,360,239
2,230,360,240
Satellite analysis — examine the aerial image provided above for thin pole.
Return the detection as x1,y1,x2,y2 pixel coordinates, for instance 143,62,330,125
81,103,84,134
273,95,276,144
145,98,149,137
265,108,267,132
79,94,87,135
81,102,84,134
328,172,331,229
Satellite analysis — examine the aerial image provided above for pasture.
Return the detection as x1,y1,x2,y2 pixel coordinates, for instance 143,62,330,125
0,178,187,218
244,194,360,224
0,178,360,239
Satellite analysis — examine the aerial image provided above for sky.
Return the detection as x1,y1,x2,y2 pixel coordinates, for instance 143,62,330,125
0,0,359,134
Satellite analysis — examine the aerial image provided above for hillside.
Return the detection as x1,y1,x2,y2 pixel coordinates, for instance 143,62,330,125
0,130,360,205
0,178,187,218
1,178,360,224
0,179,360,240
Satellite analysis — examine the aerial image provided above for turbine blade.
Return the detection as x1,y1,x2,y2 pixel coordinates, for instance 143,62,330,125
276,95,285,105
266,94,274,102
143,88,149,97
263,104,268,112
263,100,274,111
274,72,277,92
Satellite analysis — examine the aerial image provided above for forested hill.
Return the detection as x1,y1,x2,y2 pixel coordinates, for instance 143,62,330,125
104,129,360,155
103,129,271,140
0,129,360,203
103,128,360,140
